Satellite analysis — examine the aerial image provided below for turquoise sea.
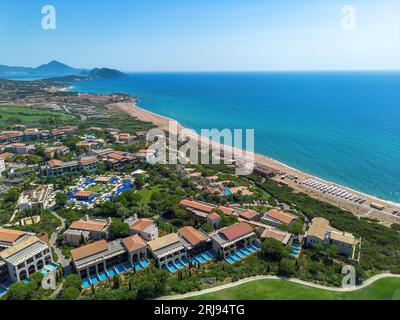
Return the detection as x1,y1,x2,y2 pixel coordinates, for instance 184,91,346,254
69,72,400,203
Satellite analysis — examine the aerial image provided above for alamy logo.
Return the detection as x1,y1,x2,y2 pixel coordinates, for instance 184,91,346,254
341,5,356,30
41,5,56,30
146,120,255,175
341,265,356,288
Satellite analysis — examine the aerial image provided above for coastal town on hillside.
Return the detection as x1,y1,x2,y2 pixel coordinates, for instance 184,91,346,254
0,76,399,301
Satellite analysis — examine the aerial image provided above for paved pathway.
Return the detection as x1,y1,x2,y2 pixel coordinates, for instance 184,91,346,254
159,273,400,300
49,210,71,267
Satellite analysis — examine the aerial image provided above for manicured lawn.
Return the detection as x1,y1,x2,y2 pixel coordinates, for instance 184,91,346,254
0,105,74,127
186,278,400,300
87,185,106,193
135,185,160,206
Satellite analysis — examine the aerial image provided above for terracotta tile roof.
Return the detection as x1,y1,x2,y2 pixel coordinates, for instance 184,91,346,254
216,206,235,216
239,209,258,220
0,236,41,259
76,142,90,147
262,229,289,243
71,240,108,261
0,152,13,160
306,217,354,245
69,219,108,232
74,190,94,197
147,233,181,252
0,228,26,243
107,152,126,161
180,199,215,213
122,234,147,252
48,159,63,168
80,156,98,165
265,209,297,225
178,226,207,246
219,222,254,241
130,218,153,232
94,176,112,182
10,143,26,147
207,212,221,221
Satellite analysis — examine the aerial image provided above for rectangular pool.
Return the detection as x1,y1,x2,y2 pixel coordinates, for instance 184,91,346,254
82,279,91,289
107,268,116,277
98,272,107,281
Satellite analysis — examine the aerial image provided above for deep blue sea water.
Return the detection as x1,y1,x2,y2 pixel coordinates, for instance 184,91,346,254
69,72,400,203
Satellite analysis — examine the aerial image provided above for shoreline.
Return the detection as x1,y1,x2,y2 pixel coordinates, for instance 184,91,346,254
107,99,400,225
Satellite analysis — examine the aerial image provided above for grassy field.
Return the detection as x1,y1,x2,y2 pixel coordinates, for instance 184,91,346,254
185,278,400,300
0,105,74,127
136,185,161,206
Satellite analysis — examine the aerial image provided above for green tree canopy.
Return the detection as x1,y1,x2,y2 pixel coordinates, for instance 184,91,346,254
108,219,130,239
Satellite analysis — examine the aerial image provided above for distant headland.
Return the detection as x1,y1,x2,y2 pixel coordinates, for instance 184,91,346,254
0,60,127,80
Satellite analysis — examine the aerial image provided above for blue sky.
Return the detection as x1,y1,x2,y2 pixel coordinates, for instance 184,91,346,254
0,0,399,71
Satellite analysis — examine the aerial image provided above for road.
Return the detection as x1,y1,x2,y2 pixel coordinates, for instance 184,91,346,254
159,273,400,300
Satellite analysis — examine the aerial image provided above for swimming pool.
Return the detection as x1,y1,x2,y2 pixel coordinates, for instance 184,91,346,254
46,262,58,271
82,279,91,289
0,286,7,297
167,263,177,273
225,255,235,264
123,262,132,270
115,264,125,274
134,263,143,271
223,188,233,196
98,272,107,281
181,257,189,265
90,275,99,285
107,268,116,277
195,255,206,263
175,260,185,269
140,259,149,268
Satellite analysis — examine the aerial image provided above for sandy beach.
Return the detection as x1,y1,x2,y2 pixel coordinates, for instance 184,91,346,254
107,100,400,226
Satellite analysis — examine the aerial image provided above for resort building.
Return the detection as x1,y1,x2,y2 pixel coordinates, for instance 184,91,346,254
238,209,259,221
261,209,298,227
42,159,79,176
63,217,110,246
94,176,112,184
74,190,94,202
16,184,52,211
42,156,98,176
304,217,359,256
261,228,292,245
147,233,188,269
216,205,236,216
104,151,136,170
71,235,148,281
6,143,35,155
0,228,32,251
0,235,53,283
180,199,218,224
23,128,41,141
126,218,159,241
210,222,258,259
44,145,69,159
207,212,221,228
254,163,280,178
177,226,212,258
